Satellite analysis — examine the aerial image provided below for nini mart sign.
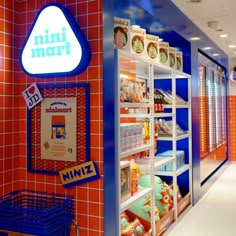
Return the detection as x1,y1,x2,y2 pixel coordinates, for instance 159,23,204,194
20,3,91,77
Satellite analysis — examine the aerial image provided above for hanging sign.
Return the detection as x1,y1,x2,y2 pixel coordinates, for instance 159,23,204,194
22,82,43,109
20,3,91,77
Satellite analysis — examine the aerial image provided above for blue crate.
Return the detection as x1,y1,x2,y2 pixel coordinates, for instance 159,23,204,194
0,190,74,236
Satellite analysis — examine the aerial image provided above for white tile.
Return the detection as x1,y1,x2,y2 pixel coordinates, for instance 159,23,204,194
167,163,236,236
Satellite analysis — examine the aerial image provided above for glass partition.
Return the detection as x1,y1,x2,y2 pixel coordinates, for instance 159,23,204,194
198,52,227,183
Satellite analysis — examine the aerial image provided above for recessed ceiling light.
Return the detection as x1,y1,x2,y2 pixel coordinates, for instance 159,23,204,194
220,34,228,38
203,47,211,50
189,37,201,41
212,53,219,56
187,0,203,3
229,45,236,48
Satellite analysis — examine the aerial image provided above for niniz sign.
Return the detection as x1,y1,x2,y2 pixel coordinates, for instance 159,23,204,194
20,3,91,77
59,161,100,187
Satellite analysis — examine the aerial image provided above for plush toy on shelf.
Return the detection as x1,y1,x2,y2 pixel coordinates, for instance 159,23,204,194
133,81,144,103
138,174,173,217
120,79,131,102
168,183,183,203
143,118,150,144
120,211,147,236
130,159,140,195
128,193,160,223
128,80,135,102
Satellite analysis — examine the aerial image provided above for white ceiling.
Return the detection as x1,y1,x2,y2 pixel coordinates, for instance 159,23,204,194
172,0,236,59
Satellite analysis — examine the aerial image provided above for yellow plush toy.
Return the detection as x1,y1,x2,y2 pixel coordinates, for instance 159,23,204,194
130,159,140,195
143,118,150,143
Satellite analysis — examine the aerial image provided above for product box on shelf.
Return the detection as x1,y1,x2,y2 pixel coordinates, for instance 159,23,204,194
155,150,185,171
121,211,151,236
169,47,177,69
120,123,143,152
159,41,169,66
177,192,191,216
120,161,131,203
130,27,146,57
126,208,174,236
114,17,130,50
120,74,146,104
145,34,159,61
176,51,183,71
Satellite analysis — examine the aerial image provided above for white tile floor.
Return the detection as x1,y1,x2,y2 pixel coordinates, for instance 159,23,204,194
167,162,236,236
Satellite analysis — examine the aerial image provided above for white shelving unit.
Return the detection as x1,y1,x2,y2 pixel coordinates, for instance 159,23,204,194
117,49,192,236
153,56,192,228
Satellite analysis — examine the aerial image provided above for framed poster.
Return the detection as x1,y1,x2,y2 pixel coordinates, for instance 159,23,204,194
41,97,77,162
27,83,89,175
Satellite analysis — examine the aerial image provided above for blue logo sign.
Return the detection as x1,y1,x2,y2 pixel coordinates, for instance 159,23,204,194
20,3,91,77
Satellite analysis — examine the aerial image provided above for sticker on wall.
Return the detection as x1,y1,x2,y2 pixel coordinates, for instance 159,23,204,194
22,82,43,109
59,161,100,188
20,3,91,77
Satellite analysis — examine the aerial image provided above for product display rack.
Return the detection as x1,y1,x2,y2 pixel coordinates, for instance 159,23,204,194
117,49,156,236
116,49,192,236
153,62,192,229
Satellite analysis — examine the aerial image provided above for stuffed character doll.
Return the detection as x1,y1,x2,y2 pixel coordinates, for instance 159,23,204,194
120,212,147,236
128,193,160,223
130,159,140,195
143,118,150,143
120,79,131,102
138,175,172,217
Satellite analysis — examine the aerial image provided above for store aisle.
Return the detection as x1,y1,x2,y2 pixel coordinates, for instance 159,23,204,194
168,162,236,236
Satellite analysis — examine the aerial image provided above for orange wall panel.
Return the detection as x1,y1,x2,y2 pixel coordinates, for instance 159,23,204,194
0,1,104,235
228,96,236,161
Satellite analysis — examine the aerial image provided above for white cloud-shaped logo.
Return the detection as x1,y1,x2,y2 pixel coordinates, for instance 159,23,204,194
20,3,91,77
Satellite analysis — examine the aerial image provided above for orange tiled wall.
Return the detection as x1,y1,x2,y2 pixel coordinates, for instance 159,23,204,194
0,1,15,197
0,0,104,235
228,96,236,161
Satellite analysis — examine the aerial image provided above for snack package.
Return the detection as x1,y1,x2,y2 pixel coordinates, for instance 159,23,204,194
145,34,159,61
176,51,183,71
169,47,176,69
159,41,169,66
114,17,130,50
130,27,146,57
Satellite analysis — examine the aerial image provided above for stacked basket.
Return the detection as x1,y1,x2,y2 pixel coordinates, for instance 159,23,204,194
0,190,74,236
